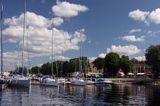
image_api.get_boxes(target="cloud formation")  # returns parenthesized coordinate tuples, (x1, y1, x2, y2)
(129, 8, 160, 25)
(129, 29, 142, 34)
(98, 53, 106, 58)
(107, 45, 141, 56)
(121, 35, 145, 42)
(134, 56, 146, 61)
(52, 1, 88, 18)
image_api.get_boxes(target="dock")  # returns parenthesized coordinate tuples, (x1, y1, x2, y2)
(106, 78, 154, 84)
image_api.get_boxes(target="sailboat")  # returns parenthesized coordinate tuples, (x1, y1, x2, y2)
(40, 28, 58, 87)
(56, 52, 66, 84)
(70, 43, 86, 86)
(0, 2, 7, 90)
(11, 0, 30, 88)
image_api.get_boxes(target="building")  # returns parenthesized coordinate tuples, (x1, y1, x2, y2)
(130, 62, 154, 78)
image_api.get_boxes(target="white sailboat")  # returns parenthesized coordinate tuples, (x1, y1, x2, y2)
(57, 51, 66, 84)
(70, 57, 86, 86)
(70, 41, 87, 86)
(11, 0, 30, 88)
(40, 76, 57, 86)
(70, 72, 86, 86)
(40, 28, 58, 86)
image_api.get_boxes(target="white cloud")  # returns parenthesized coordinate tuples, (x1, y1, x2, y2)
(129, 8, 160, 25)
(1, 51, 28, 71)
(134, 56, 146, 61)
(52, 17, 64, 26)
(148, 8, 160, 24)
(3, 26, 86, 55)
(88, 57, 96, 63)
(4, 11, 50, 28)
(4, 12, 64, 28)
(129, 29, 142, 34)
(52, 1, 88, 18)
(107, 45, 141, 56)
(98, 53, 106, 58)
(129, 9, 149, 24)
(121, 35, 145, 42)
(49, 55, 70, 61)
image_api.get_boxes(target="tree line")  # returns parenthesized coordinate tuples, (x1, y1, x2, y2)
(93, 52, 132, 77)
(13, 57, 89, 77)
(12, 45, 160, 78)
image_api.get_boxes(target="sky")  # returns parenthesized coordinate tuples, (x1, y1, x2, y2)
(1, 0, 160, 71)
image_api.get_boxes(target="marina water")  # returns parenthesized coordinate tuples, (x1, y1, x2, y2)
(0, 84, 160, 106)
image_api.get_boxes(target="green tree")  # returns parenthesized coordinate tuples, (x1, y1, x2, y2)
(30, 66, 39, 74)
(41, 62, 51, 75)
(145, 45, 160, 78)
(92, 57, 105, 70)
(14, 67, 27, 75)
(105, 52, 120, 77)
(119, 55, 132, 75)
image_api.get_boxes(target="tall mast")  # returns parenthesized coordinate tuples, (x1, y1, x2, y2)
(22, 0, 26, 75)
(51, 28, 54, 77)
(60, 51, 63, 78)
(26, 31, 30, 75)
(79, 40, 82, 73)
(0, 3, 3, 77)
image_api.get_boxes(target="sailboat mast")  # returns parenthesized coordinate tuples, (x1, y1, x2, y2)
(0, 3, 3, 77)
(51, 28, 54, 77)
(22, 0, 26, 75)
(79, 39, 82, 73)
(26, 31, 30, 75)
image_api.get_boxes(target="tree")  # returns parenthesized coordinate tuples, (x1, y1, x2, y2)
(145, 45, 160, 78)
(119, 55, 132, 75)
(30, 66, 39, 74)
(14, 67, 27, 75)
(92, 57, 105, 70)
(41, 62, 51, 75)
(105, 52, 120, 77)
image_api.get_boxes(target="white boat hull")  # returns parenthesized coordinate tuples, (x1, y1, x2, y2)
(40, 78, 58, 87)
(70, 79, 86, 86)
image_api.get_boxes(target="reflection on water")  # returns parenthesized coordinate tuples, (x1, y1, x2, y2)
(0, 84, 160, 106)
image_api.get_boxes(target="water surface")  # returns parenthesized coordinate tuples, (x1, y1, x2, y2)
(0, 84, 160, 106)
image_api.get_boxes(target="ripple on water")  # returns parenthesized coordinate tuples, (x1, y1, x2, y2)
(0, 84, 159, 106)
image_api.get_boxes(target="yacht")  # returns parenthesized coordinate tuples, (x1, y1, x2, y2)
(40, 76, 58, 86)
(70, 72, 86, 86)
(70, 77, 86, 86)
(11, 75, 31, 88)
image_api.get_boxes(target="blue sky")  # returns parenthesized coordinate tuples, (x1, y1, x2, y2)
(1, 0, 160, 70)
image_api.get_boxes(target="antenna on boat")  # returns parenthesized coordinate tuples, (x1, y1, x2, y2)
(22, 0, 26, 76)
(0, 2, 3, 77)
